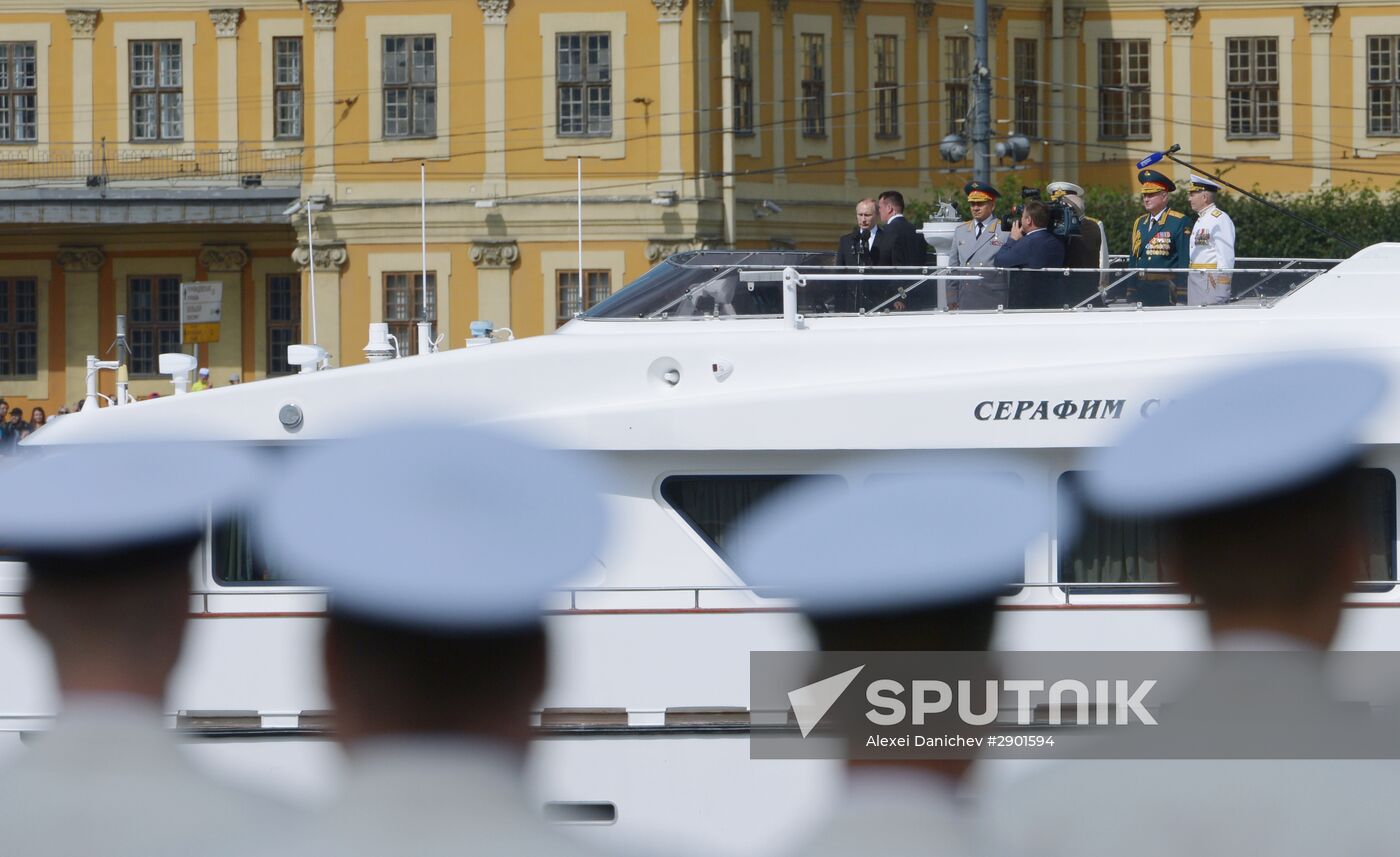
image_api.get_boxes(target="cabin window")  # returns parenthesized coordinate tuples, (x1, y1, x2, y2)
(130, 40, 183, 141)
(1013, 39, 1039, 139)
(1057, 469, 1398, 588)
(1368, 35, 1400, 136)
(127, 275, 183, 377)
(557, 270, 611, 327)
(1226, 37, 1279, 139)
(733, 31, 755, 135)
(661, 475, 840, 557)
(0, 42, 38, 144)
(382, 35, 437, 139)
(799, 33, 826, 137)
(944, 36, 969, 135)
(557, 33, 611, 137)
(1098, 39, 1150, 140)
(0, 278, 38, 379)
(273, 37, 303, 140)
(384, 272, 437, 356)
(267, 273, 300, 376)
(874, 35, 899, 139)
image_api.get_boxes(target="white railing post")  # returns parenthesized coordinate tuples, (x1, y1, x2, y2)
(781, 266, 803, 330)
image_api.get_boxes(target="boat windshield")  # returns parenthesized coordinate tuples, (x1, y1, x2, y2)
(580, 252, 1340, 320)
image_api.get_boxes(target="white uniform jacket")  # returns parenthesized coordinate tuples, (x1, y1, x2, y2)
(780, 769, 978, 857)
(1187, 204, 1236, 305)
(279, 737, 609, 857)
(0, 695, 293, 857)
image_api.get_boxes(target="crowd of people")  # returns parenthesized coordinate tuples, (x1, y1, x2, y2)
(835, 170, 1238, 310)
(0, 352, 1388, 856)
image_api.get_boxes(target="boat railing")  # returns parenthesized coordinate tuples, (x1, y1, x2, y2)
(580, 254, 1339, 322)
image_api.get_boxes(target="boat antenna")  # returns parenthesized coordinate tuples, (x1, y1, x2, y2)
(1139, 145, 1361, 252)
(418, 161, 434, 355)
(577, 156, 584, 317)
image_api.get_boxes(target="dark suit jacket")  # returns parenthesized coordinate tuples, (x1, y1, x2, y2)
(874, 215, 927, 266)
(991, 229, 1066, 269)
(836, 228, 879, 267)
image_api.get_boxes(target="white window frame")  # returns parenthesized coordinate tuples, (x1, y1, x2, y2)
(1209, 17, 1294, 159)
(540, 12, 628, 160)
(114, 21, 195, 160)
(364, 15, 452, 162)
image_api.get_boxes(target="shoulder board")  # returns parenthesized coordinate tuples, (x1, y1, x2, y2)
(1167, 209, 1188, 219)
(965, 220, 975, 228)
(1084, 216, 1103, 224)
(1210, 209, 1223, 217)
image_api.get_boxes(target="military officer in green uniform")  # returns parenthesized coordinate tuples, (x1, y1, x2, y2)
(1127, 169, 1193, 306)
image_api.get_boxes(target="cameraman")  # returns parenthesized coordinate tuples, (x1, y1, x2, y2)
(993, 200, 1066, 309)
(992, 200, 1065, 269)
(1048, 181, 1108, 269)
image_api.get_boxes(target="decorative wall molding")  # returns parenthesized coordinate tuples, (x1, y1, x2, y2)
(478, 0, 510, 25)
(696, 0, 715, 16)
(1063, 7, 1085, 38)
(914, 0, 935, 32)
(771, 0, 790, 20)
(1164, 7, 1198, 36)
(198, 244, 250, 272)
(292, 241, 348, 273)
(57, 246, 105, 273)
(305, 0, 341, 31)
(209, 8, 242, 38)
(65, 9, 99, 39)
(988, 5, 1004, 34)
(653, 0, 685, 22)
(470, 240, 520, 269)
(841, 0, 862, 29)
(1303, 5, 1338, 35)
(645, 238, 717, 263)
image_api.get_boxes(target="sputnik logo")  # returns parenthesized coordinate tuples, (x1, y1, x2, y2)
(788, 665, 865, 738)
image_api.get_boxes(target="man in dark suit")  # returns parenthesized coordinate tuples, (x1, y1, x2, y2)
(825, 198, 881, 312)
(992, 200, 1067, 308)
(872, 190, 929, 310)
(874, 190, 927, 266)
(835, 198, 881, 267)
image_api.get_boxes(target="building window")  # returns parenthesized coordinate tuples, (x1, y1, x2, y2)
(0, 278, 37, 378)
(0, 43, 38, 144)
(944, 36, 969, 135)
(384, 272, 436, 356)
(800, 33, 826, 138)
(128, 275, 183, 377)
(1098, 39, 1150, 140)
(1367, 35, 1400, 136)
(557, 270, 611, 326)
(266, 273, 301, 376)
(557, 33, 612, 137)
(1226, 37, 1279, 139)
(383, 35, 437, 139)
(130, 40, 183, 142)
(1014, 38, 1039, 138)
(874, 34, 899, 138)
(273, 37, 303, 140)
(733, 31, 755, 135)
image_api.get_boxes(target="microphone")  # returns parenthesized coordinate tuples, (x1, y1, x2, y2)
(1135, 151, 1164, 169)
(1135, 144, 1181, 170)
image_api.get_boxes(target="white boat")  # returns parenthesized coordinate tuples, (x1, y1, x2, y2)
(15, 243, 1400, 854)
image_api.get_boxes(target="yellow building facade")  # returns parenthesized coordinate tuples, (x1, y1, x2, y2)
(1, 0, 1398, 413)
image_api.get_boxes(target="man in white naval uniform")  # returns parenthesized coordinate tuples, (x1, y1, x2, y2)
(254, 425, 611, 857)
(990, 357, 1400, 857)
(0, 442, 290, 857)
(731, 465, 1060, 857)
(1184, 174, 1236, 305)
(948, 180, 1009, 309)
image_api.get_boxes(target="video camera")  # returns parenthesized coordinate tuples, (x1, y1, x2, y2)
(1000, 187, 1082, 239)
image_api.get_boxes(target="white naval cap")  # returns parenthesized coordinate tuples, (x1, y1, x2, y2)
(727, 464, 1060, 616)
(1046, 181, 1085, 198)
(0, 441, 264, 554)
(255, 424, 607, 632)
(1082, 356, 1388, 518)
